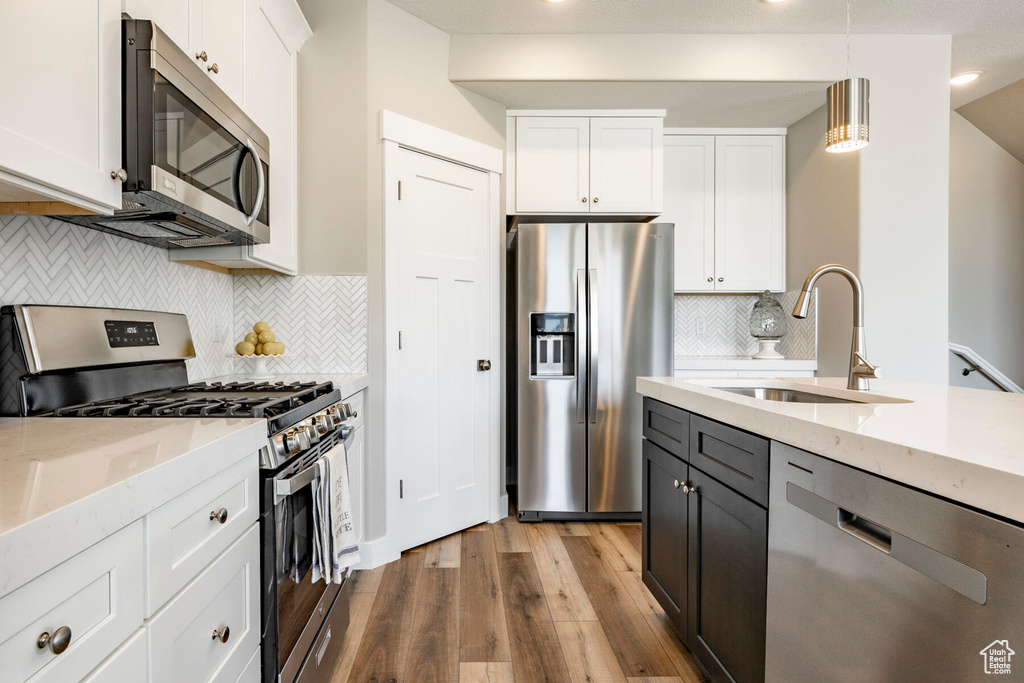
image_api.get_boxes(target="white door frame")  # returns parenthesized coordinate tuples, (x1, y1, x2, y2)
(378, 110, 504, 565)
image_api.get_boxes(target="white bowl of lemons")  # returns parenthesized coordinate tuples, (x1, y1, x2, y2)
(233, 322, 288, 379)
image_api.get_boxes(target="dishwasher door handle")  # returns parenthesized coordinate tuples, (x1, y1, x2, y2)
(837, 508, 892, 553)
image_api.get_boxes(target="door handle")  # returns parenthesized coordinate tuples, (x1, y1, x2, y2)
(588, 269, 598, 424)
(477, 359, 491, 371)
(242, 138, 265, 227)
(576, 269, 586, 424)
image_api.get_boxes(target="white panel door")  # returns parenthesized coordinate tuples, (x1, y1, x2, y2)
(714, 136, 785, 292)
(397, 148, 492, 550)
(664, 135, 715, 292)
(515, 116, 590, 213)
(249, 4, 298, 273)
(0, 0, 122, 212)
(589, 117, 664, 214)
(199, 0, 246, 107)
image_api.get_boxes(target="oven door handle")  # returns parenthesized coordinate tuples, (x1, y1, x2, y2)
(274, 426, 353, 498)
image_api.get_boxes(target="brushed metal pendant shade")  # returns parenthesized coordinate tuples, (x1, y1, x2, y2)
(826, 77, 870, 153)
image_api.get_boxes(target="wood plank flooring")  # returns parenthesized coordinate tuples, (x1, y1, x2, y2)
(335, 518, 706, 683)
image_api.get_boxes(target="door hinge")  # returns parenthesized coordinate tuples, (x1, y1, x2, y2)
(400, 479, 404, 499)
(398, 331, 403, 350)
(398, 180, 402, 200)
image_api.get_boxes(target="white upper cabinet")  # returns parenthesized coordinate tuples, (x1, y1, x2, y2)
(714, 136, 785, 292)
(666, 133, 785, 293)
(121, 0, 194, 55)
(589, 117, 663, 214)
(0, 0, 122, 212)
(515, 117, 591, 214)
(509, 111, 665, 215)
(663, 136, 715, 292)
(248, 2, 298, 273)
(197, 0, 247, 107)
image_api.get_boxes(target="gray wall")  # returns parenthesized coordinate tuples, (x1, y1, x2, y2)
(948, 112, 1024, 389)
(785, 105, 861, 378)
(295, 0, 368, 275)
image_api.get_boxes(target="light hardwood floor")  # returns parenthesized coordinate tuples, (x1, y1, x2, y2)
(332, 515, 707, 683)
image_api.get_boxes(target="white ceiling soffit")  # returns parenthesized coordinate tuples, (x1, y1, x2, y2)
(462, 81, 829, 128)
(385, 0, 1024, 107)
(956, 78, 1024, 165)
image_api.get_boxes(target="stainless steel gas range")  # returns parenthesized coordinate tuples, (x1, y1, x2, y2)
(0, 304, 356, 683)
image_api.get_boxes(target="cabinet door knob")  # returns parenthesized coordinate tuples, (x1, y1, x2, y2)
(195, 50, 208, 62)
(111, 169, 127, 182)
(207, 63, 219, 74)
(38, 626, 72, 655)
(592, 197, 600, 204)
(683, 483, 695, 495)
(718, 277, 724, 282)
(581, 197, 588, 203)
(477, 359, 491, 371)
(212, 626, 230, 644)
(210, 508, 228, 524)
(673, 479, 681, 489)
(706, 277, 713, 283)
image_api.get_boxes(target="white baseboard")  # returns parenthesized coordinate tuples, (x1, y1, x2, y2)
(491, 494, 509, 523)
(352, 536, 400, 570)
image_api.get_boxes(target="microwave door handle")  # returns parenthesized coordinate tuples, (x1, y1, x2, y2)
(243, 138, 265, 227)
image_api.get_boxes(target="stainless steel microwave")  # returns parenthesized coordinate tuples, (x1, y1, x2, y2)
(62, 20, 270, 249)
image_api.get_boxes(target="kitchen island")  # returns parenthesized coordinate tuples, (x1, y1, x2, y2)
(636, 376, 1024, 683)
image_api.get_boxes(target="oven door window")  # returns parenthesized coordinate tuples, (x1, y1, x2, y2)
(152, 73, 261, 218)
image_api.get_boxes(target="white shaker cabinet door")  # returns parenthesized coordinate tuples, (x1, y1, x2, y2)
(515, 117, 590, 214)
(249, 3, 298, 273)
(199, 0, 247, 107)
(122, 0, 195, 55)
(714, 136, 785, 292)
(664, 136, 715, 292)
(589, 117, 663, 214)
(0, 0, 122, 212)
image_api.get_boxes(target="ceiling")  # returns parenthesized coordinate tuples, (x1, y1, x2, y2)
(467, 81, 830, 127)
(957, 78, 1024, 164)
(386, 0, 1024, 108)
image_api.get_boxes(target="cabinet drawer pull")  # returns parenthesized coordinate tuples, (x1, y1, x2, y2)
(210, 508, 229, 524)
(211, 626, 230, 643)
(207, 63, 219, 74)
(37, 626, 72, 655)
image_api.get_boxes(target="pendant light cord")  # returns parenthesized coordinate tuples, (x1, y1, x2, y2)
(846, 0, 851, 79)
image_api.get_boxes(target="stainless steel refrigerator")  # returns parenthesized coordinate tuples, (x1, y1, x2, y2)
(512, 222, 673, 519)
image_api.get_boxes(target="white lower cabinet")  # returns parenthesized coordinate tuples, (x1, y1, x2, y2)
(146, 525, 261, 683)
(144, 457, 258, 616)
(81, 629, 148, 683)
(344, 389, 366, 545)
(234, 647, 261, 683)
(0, 522, 143, 683)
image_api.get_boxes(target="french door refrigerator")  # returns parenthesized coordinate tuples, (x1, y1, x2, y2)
(514, 222, 673, 519)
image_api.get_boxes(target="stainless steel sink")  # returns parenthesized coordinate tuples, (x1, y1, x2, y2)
(715, 387, 868, 404)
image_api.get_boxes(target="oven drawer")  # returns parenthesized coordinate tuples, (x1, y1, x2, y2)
(0, 521, 143, 683)
(295, 585, 351, 683)
(147, 524, 260, 683)
(145, 456, 258, 615)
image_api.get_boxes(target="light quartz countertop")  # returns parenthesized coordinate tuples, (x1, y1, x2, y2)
(674, 355, 817, 372)
(0, 417, 266, 596)
(205, 372, 369, 398)
(637, 376, 1024, 524)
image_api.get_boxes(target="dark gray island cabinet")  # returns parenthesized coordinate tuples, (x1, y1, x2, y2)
(642, 397, 769, 683)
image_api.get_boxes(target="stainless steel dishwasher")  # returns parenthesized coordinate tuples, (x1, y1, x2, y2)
(766, 442, 1024, 682)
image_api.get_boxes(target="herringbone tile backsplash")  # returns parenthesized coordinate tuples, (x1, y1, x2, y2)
(0, 216, 369, 381)
(233, 275, 368, 374)
(674, 291, 817, 359)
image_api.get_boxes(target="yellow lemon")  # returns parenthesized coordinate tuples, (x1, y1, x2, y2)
(253, 321, 270, 334)
(244, 332, 259, 345)
(255, 343, 265, 355)
(264, 341, 283, 356)
(257, 329, 276, 344)
(235, 341, 255, 356)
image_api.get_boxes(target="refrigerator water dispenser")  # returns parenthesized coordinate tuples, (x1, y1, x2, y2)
(530, 313, 575, 377)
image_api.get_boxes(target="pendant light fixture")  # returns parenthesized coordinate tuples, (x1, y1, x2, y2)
(826, 0, 869, 153)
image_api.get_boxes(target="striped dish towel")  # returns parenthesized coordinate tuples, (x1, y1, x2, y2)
(311, 440, 361, 584)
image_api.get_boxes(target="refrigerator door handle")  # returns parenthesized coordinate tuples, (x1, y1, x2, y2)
(576, 269, 587, 424)
(588, 268, 598, 424)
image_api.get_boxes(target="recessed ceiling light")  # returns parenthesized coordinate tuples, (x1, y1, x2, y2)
(950, 71, 983, 85)
(762, 0, 788, 3)
(543, 0, 567, 3)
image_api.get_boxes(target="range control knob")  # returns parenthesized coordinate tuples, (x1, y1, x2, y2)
(338, 403, 354, 420)
(313, 413, 332, 435)
(283, 431, 302, 455)
(327, 406, 343, 424)
(298, 423, 319, 445)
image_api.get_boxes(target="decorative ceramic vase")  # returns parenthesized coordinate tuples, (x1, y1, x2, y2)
(749, 291, 787, 360)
